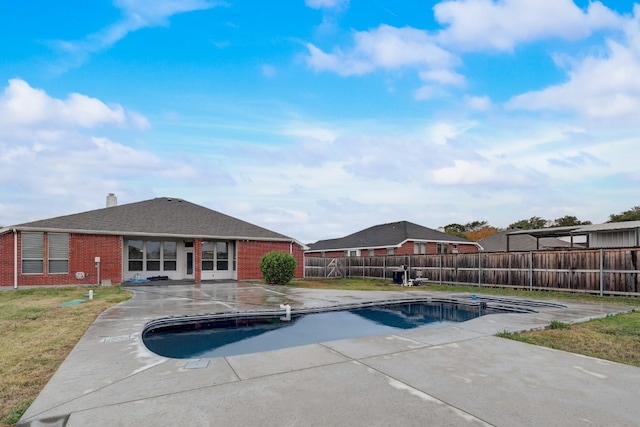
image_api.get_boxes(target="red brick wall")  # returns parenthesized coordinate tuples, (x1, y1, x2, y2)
(0, 232, 15, 287)
(237, 240, 304, 280)
(425, 241, 478, 254)
(455, 242, 479, 254)
(397, 242, 414, 255)
(0, 232, 122, 287)
(194, 238, 202, 282)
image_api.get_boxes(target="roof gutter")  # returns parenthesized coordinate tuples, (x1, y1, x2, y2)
(13, 228, 18, 289)
(10, 226, 307, 247)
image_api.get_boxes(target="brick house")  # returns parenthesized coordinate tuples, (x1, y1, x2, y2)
(0, 196, 305, 288)
(305, 220, 480, 257)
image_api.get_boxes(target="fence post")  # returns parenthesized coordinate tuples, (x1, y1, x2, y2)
(478, 252, 482, 287)
(439, 254, 443, 284)
(529, 251, 533, 291)
(600, 248, 604, 297)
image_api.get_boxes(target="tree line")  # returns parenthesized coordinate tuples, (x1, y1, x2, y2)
(443, 205, 640, 242)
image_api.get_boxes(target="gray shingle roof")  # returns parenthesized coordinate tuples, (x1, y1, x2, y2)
(307, 220, 471, 252)
(9, 197, 294, 241)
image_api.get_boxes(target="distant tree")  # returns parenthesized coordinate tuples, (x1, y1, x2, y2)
(465, 220, 488, 231)
(508, 216, 547, 230)
(608, 206, 640, 222)
(551, 215, 592, 227)
(444, 223, 466, 238)
(465, 226, 499, 242)
(444, 221, 496, 241)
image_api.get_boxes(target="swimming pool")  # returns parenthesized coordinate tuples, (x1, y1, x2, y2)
(143, 298, 526, 359)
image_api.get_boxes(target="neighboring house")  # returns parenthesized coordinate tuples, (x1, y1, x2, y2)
(478, 230, 572, 252)
(0, 196, 305, 288)
(501, 221, 640, 251)
(305, 220, 480, 258)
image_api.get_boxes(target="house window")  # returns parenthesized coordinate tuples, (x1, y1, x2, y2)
(387, 247, 395, 255)
(146, 241, 161, 271)
(202, 242, 215, 270)
(414, 243, 427, 255)
(452, 244, 459, 254)
(437, 243, 449, 254)
(368, 249, 374, 256)
(202, 241, 231, 270)
(128, 240, 143, 271)
(48, 233, 69, 274)
(22, 232, 44, 274)
(216, 242, 228, 270)
(163, 241, 177, 271)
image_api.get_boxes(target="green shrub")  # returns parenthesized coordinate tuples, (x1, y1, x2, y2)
(259, 251, 297, 285)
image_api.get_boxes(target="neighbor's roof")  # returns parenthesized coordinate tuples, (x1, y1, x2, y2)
(307, 220, 474, 252)
(478, 230, 572, 252)
(574, 220, 640, 232)
(506, 221, 640, 238)
(3, 197, 297, 242)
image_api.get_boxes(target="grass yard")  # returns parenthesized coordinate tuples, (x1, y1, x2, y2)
(0, 286, 132, 427)
(497, 311, 640, 367)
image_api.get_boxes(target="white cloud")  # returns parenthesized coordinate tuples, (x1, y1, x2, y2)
(465, 95, 492, 111)
(51, 0, 220, 71)
(419, 69, 465, 86)
(0, 79, 148, 130)
(306, 25, 456, 76)
(282, 123, 337, 144)
(507, 9, 640, 122)
(430, 159, 534, 186)
(305, 0, 349, 10)
(0, 79, 227, 224)
(434, 0, 621, 51)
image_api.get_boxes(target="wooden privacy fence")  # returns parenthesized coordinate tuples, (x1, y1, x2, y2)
(304, 248, 640, 296)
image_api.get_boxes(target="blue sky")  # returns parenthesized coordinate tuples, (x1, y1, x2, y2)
(0, 0, 638, 242)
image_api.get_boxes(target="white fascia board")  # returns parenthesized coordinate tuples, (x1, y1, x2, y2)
(12, 226, 305, 247)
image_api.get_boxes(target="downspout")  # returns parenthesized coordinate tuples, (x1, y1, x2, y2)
(13, 228, 18, 289)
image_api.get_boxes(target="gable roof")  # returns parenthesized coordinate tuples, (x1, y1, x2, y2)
(4, 197, 296, 242)
(478, 230, 572, 252)
(307, 220, 473, 252)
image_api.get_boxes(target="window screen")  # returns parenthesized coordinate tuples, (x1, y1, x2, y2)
(22, 232, 44, 274)
(48, 233, 69, 273)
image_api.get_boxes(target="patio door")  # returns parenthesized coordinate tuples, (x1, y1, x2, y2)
(185, 250, 194, 279)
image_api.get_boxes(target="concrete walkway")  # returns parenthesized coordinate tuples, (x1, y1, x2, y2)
(19, 282, 640, 427)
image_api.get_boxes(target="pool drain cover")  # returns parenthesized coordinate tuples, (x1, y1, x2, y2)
(185, 359, 209, 369)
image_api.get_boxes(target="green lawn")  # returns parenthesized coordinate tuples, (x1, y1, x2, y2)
(0, 286, 132, 426)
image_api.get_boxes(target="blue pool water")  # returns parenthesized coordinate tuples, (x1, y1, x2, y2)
(143, 301, 488, 359)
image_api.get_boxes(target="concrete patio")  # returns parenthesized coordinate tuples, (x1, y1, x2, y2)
(18, 282, 640, 426)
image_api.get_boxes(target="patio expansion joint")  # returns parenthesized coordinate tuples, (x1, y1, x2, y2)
(349, 356, 494, 426)
(21, 358, 247, 425)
